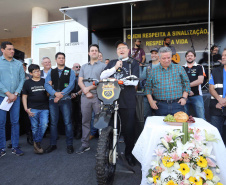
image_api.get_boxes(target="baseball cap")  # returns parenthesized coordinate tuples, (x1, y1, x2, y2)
(115, 40, 128, 48)
(150, 47, 159, 53)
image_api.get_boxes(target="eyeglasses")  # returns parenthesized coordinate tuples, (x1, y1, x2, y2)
(75, 66, 81, 68)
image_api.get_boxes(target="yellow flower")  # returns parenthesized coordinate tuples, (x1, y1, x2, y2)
(216, 183, 223, 185)
(153, 175, 160, 184)
(178, 163, 190, 176)
(189, 176, 203, 185)
(196, 156, 208, 168)
(189, 177, 203, 185)
(162, 156, 174, 168)
(166, 180, 178, 185)
(204, 169, 213, 180)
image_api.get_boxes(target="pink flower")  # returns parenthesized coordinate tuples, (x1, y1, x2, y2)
(188, 128, 194, 134)
(171, 152, 180, 161)
(192, 151, 199, 157)
(206, 158, 216, 167)
(193, 132, 203, 141)
(164, 134, 173, 142)
(194, 128, 201, 134)
(154, 148, 165, 157)
(182, 153, 190, 163)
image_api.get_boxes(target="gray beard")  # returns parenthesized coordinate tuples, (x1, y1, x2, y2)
(74, 70, 80, 75)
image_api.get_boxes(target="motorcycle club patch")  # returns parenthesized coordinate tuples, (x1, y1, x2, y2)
(102, 83, 115, 100)
(64, 70, 70, 75)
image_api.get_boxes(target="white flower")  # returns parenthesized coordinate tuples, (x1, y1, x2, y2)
(206, 180, 214, 185)
(212, 176, 220, 183)
(174, 162, 180, 170)
(151, 160, 159, 168)
(205, 130, 219, 142)
(216, 168, 220, 173)
(199, 144, 213, 157)
(168, 129, 184, 139)
(147, 177, 153, 184)
(156, 180, 161, 185)
(184, 180, 190, 185)
(160, 138, 169, 149)
(176, 140, 193, 157)
(185, 166, 205, 180)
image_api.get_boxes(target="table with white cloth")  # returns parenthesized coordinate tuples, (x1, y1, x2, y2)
(132, 116, 226, 185)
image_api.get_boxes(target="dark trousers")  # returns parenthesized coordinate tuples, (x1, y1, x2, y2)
(118, 108, 136, 157)
(155, 101, 185, 116)
(71, 97, 82, 135)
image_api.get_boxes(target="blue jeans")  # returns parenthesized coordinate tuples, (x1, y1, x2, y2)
(49, 99, 73, 146)
(0, 96, 20, 149)
(29, 109, 49, 143)
(210, 115, 225, 137)
(143, 96, 152, 119)
(184, 95, 205, 120)
(90, 111, 98, 136)
(155, 101, 185, 116)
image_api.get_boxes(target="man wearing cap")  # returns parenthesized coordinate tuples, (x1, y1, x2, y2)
(0, 41, 25, 157)
(100, 41, 139, 166)
(146, 47, 190, 116)
(129, 39, 146, 64)
(141, 48, 160, 119)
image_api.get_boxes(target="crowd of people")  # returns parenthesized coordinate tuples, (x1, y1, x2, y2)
(0, 38, 225, 166)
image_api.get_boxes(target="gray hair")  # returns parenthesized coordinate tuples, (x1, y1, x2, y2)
(158, 47, 172, 57)
(41, 56, 50, 63)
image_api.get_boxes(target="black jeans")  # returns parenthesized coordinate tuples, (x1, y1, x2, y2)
(118, 108, 136, 157)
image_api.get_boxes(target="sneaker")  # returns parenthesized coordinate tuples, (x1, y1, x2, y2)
(76, 146, 90, 154)
(67, 145, 74, 154)
(0, 149, 6, 158)
(45, 145, 57, 153)
(34, 142, 44, 154)
(12, 147, 24, 156)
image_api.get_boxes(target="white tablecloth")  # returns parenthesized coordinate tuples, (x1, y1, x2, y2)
(132, 116, 226, 185)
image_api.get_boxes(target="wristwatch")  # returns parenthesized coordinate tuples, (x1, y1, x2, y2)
(181, 97, 187, 101)
(14, 92, 19, 96)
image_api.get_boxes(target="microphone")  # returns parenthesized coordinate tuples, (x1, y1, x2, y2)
(117, 55, 123, 72)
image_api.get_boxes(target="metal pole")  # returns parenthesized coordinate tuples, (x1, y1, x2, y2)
(63, 10, 66, 53)
(208, 0, 211, 82)
(130, 3, 133, 51)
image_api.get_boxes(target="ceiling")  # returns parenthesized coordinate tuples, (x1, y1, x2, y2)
(0, 0, 127, 39)
(62, 0, 226, 31)
(1, 0, 226, 39)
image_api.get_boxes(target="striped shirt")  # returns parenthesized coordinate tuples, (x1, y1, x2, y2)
(145, 63, 190, 100)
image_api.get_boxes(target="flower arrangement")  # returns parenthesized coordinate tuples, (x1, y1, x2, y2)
(146, 127, 222, 185)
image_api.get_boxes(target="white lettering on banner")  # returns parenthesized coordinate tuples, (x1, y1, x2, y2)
(214, 84, 223, 88)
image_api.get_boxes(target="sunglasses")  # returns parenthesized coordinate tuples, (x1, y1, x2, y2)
(75, 66, 81, 68)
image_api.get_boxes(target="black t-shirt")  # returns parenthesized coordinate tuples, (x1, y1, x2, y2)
(104, 59, 139, 108)
(23, 78, 49, 110)
(183, 64, 203, 96)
